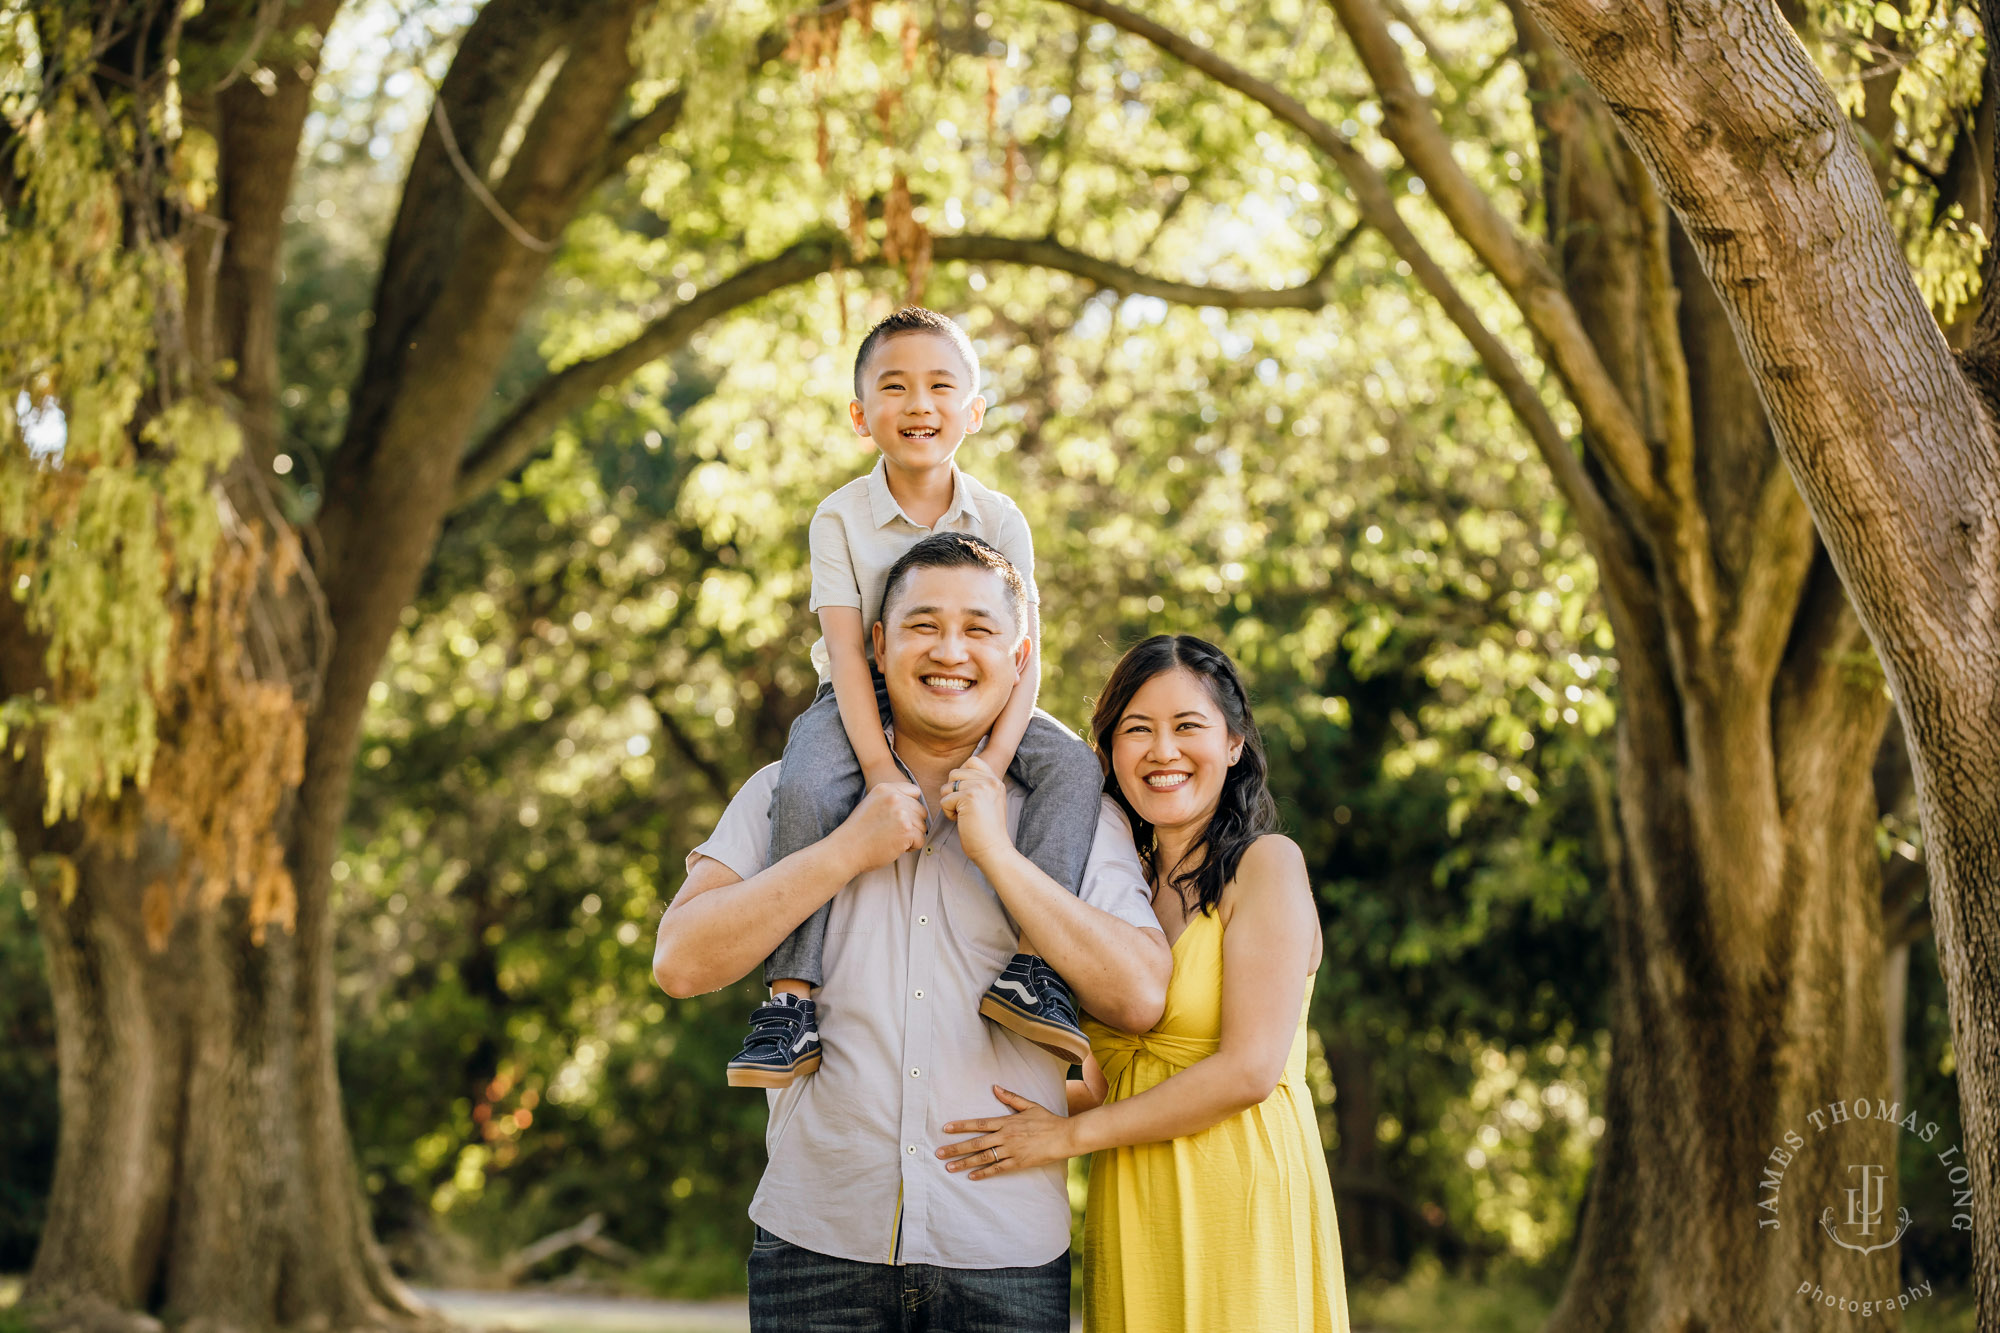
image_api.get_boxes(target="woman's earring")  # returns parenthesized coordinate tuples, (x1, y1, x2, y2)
(1229, 749, 1241, 765)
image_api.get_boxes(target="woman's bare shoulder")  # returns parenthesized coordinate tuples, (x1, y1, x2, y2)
(1219, 835, 1310, 917)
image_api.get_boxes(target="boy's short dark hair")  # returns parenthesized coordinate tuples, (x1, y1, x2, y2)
(878, 532, 1027, 637)
(852, 307, 981, 399)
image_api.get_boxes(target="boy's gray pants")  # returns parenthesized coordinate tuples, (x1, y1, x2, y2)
(763, 678, 1104, 987)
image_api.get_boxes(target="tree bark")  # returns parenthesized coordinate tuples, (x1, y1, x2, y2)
(1513, 2, 2000, 1326)
(5, 1, 652, 1326)
(1049, 0, 1907, 1322)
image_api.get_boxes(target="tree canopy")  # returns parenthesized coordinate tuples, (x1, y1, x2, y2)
(0, 0, 1989, 1328)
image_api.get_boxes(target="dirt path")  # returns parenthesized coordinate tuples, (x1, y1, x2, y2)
(414, 1288, 1093, 1333)
(413, 1288, 751, 1333)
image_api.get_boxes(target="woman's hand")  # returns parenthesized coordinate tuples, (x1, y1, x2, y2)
(940, 756, 1012, 867)
(937, 1086, 1080, 1180)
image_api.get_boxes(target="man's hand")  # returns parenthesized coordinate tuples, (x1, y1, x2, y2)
(940, 756, 1012, 866)
(836, 780, 927, 872)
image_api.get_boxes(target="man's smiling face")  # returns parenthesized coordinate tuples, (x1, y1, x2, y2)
(849, 331, 986, 473)
(872, 564, 1028, 747)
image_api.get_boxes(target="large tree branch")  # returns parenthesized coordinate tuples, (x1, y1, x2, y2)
(1041, 0, 1650, 623)
(1322, 0, 1666, 525)
(320, 0, 606, 559)
(589, 88, 686, 188)
(454, 230, 1344, 507)
(1513, 1, 1996, 698)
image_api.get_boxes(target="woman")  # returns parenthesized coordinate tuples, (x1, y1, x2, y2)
(936, 634, 1348, 1332)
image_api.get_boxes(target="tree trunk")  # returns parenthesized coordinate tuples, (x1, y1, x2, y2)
(0, 775, 417, 1331)
(1325, 1034, 1404, 1276)
(2, 1, 663, 1326)
(1552, 629, 1896, 1330)
(1531, 62, 1902, 1331)
(1512, 2, 2000, 1325)
(1310, 1, 1907, 1322)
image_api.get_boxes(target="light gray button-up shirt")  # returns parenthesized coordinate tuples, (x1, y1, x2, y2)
(689, 760, 1156, 1269)
(807, 459, 1039, 681)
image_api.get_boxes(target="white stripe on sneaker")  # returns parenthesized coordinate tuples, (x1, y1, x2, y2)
(992, 979, 1039, 1007)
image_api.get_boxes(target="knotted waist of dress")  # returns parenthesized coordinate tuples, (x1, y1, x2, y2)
(1091, 1028, 1219, 1083)
(1091, 1024, 1310, 1092)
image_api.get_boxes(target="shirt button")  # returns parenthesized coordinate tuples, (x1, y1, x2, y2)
(907, 1145, 917, 1155)
(914, 989, 924, 998)
(918, 915, 929, 925)
(910, 1068, 921, 1078)
(924, 845, 934, 855)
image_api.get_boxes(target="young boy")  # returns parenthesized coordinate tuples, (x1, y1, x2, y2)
(726, 307, 1104, 1088)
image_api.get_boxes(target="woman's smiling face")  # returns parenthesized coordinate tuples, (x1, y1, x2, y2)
(1109, 667, 1240, 838)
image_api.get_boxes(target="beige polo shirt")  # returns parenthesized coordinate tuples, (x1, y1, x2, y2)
(689, 759, 1156, 1269)
(807, 459, 1039, 681)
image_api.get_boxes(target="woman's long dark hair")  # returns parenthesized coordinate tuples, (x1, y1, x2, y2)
(1090, 635, 1279, 917)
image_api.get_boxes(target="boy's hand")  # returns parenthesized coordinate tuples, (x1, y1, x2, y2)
(862, 762, 906, 793)
(940, 757, 1012, 866)
(837, 781, 928, 873)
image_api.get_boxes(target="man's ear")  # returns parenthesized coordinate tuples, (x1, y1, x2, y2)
(849, 399, 871, 435)
(1012, 624, 1032, 679)
(872, 618, 887, 662)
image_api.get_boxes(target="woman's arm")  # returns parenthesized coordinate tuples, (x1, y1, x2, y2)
(820, 606, 900, 789)
(938, 838, 1318, 1178)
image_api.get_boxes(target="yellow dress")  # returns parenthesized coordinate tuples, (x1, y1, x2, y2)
(1081, 907, 1349, 1333)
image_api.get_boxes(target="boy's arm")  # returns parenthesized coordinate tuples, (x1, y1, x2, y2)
(820, 606, 901, 788)
(981, 603, 1041, 777)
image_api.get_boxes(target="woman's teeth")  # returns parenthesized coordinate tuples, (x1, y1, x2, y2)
(922, 676, 972, 691)
(1144, 773, 1189, 789)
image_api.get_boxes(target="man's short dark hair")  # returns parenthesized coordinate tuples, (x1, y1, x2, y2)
(852, 307, 981, 399)
(878, 532, 1027, 636)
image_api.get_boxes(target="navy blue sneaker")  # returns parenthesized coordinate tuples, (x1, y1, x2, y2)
(727, 994, 822, 1088)
(980, 955, 1090, 1064)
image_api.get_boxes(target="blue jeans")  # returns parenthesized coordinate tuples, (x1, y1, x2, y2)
(748, 1226, 1070, 1332)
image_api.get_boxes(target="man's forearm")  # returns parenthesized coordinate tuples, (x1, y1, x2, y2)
(977, 847, 1170, 1032)
(654, 835, 859, 996)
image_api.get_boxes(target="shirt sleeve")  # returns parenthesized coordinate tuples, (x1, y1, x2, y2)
(808, 507, 863, 613)
(686, 763, 781, 881)
(989, 500, 1041, 607)
(1073, 796, 1159, 931)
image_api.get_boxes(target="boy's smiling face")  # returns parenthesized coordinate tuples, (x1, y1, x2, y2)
(849, 330, 986, 474)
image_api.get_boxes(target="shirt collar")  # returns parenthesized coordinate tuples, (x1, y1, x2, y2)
(866, 457, 973, 529)
(881, 720, 995, 820)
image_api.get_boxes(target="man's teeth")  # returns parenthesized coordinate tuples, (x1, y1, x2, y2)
(922, 676, 972, 691)
(1145, 773, 1189, 789)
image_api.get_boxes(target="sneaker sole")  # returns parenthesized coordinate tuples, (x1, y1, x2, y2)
(726, 1051, 821, 1089)
(979, 995, 1092, 1064)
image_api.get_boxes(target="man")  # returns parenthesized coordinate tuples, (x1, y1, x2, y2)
(654, 532, 1172, 1332)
